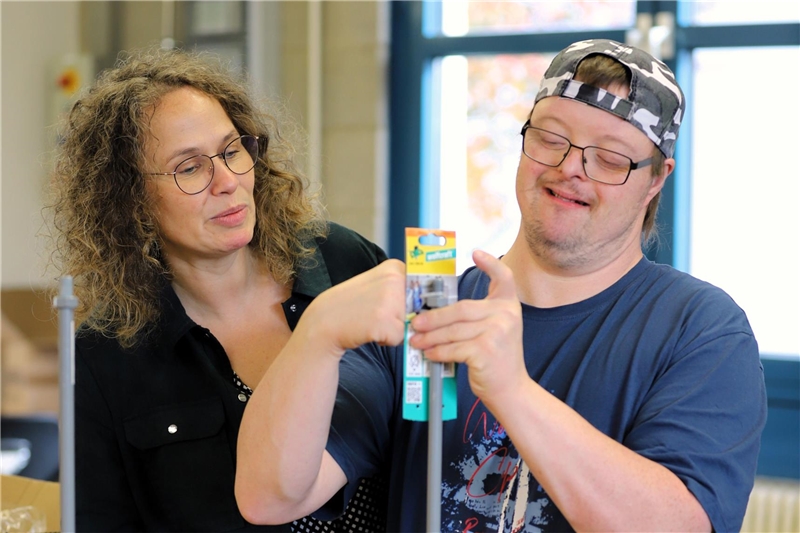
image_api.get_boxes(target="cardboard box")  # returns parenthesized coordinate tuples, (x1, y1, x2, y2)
(1, 475, 60, 532)
(1, 312, 60, 416)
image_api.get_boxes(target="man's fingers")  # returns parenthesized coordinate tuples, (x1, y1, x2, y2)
(410, 300, 519, 351)
(472, 250, 517, 300)
(409, 319, 482, 351)
(410, 298, 495, 332)
(409, 250, 517, 333)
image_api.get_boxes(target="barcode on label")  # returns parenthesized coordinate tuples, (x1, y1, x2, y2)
(405, 381, 423, 405)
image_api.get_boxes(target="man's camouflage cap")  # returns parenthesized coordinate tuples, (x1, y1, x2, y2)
(535, 39, 685, 158)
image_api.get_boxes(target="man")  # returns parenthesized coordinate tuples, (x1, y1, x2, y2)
(236, 39, 766, 532)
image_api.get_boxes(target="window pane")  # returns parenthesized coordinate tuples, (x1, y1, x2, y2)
(690, 46, 800, 358)
(438, 54, 553, 273)
(441, 0, 636, 36)
(683, 1, 800, 26)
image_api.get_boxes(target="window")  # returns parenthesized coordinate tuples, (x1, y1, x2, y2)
(439, 1, 635, 36)
(689, 46, 799, 359)
(389, 0, 800, 478)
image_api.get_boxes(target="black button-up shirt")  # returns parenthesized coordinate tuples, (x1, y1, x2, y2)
(75, 224, 387, 531)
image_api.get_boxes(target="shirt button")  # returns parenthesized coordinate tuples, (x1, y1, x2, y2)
(238, 393, 248, 403)
(168, 424, 178, 434)
(289, 304, 297, 312)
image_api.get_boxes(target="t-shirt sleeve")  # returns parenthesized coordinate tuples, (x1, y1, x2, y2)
(623, 290, 767, 533)
(316, 342, 398, 519)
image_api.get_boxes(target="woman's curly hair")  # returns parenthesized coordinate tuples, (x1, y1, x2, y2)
(46, 46, 326, 347)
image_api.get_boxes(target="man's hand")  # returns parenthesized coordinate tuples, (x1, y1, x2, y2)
(409, 250, 527, 405)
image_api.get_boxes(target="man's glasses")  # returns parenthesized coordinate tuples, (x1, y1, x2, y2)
(147, 135, 261, 195)
(520, 124, 652, 185)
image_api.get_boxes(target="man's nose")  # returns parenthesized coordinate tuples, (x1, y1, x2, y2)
(559, 145, 589, 179)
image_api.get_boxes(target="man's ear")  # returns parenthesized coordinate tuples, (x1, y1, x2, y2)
(647, 157, 674, 201)
(662, 157, 676, 178)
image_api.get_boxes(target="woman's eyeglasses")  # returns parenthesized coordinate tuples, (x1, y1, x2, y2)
(146, 135, 261, 195)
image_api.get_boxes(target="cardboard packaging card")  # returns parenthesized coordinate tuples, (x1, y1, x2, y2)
(1, 475, 60, 532)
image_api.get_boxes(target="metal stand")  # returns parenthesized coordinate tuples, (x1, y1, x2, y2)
(426, 361, 443, 533)
(53, 277, 78, 533)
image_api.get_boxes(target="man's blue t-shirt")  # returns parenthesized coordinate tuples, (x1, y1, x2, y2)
(326, 258, 766, 532)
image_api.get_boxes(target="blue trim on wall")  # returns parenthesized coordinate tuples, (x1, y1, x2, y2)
(416, 31, 628, 57)
(388, 2, 423, 259)
(759, 358, 800, 478)
(678, 24, 800, 49)
(671, 48, 693, 273)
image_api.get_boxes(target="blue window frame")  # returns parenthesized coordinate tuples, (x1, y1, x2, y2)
(389, 0, 800, 479)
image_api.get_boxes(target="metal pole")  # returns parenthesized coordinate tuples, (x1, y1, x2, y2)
(54, 276, 78, 533)
(426, 361, 443, 533)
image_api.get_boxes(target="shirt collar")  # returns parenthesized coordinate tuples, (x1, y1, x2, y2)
(157, 280, 195, 349)
(291, 237, 333, 298)
(156, 234, 333, 348)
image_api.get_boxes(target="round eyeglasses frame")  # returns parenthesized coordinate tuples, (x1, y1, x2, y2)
(146, 135, 262, 195)
(520, 123, 652, 185)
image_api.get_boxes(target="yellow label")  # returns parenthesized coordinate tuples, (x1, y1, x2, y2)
(405, 228, 457, 275)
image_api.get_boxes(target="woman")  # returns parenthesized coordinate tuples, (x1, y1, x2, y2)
(47, 46, 387, 532)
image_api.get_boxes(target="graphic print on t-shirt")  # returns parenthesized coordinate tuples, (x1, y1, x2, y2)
(441, 398, 560, 533)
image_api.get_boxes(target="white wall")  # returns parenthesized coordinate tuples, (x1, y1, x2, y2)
(1, 1, 81, 289)
(248, 1, 282, 101)
(280, 2, 389, 248)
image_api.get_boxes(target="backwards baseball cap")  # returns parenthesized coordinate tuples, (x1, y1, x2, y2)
(534, 39, 685, 158)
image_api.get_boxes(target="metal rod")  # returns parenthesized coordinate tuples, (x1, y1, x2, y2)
(54, 276, 78, 533)
(426, 361, 443, 533)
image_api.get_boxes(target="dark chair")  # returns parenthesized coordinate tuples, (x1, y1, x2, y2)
(1, 414, 59, 481)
